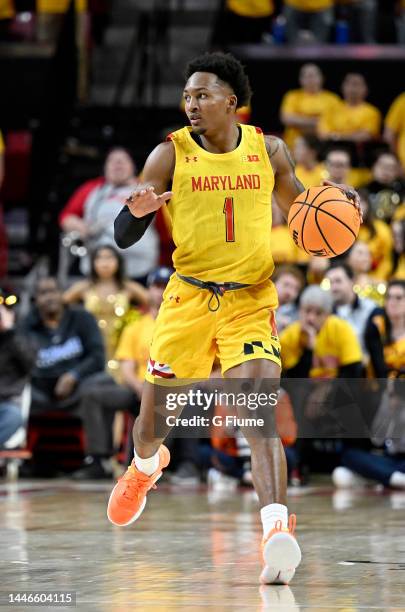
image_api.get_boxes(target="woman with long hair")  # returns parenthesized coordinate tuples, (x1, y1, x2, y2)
(357, 189, 393, 281)
(63, 245, 149, 379)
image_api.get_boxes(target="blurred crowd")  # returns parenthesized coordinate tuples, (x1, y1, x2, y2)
(213, 0, 405, 45)
(0, 57, 404, 493)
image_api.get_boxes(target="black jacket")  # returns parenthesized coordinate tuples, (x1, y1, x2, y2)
(0, 329, 36, 401)
(19, 306, 105, 387)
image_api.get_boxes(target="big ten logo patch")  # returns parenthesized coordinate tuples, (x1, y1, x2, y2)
(241, 154, 260, 162)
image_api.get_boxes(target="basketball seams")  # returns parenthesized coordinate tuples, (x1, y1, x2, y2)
(316, 201, 358, 239)
(288, 187, 359, 256)
(314, 205, 337, 256)
(300, 187, 331, 253)
(296, 200, 358, 239)
(287, 188, 310, 228)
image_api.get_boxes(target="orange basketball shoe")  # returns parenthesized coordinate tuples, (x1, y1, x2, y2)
(107, 445, 170, 527)
(260, 515, 301, 585)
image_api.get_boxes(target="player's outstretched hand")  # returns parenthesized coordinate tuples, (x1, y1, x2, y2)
(126, 185, 173, 218)
(322, 180, 363, 223)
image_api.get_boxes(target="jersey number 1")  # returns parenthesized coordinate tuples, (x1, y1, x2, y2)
(223, 197, 235, 242)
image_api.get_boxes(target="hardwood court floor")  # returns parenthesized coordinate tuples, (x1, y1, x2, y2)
(0, 480, 404, 611)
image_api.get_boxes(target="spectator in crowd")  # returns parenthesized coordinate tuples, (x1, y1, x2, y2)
(325, 263, 379, 355)
(211, 0, 274, 46)
(365, 279, 405, 379)
(280, 285, 363, 477)
(274, 265, 305, 332)
(318, 73, 381, 143)
(357, 189, 394, 280)
(384, 91, 405, 172)
(63, 245, 149, 381)
(19, 277, 106, 416)
(365, 151, 405, 222)
(294, 135, 325, 188)
(280, 285, 363, 379)
(306, 256, 330, 286)
(0, 128, 7, 279)
(71, 267, 174, 480)
(324, 147, 351, 184)
(0, 296, 36, 447)
(59, 147, 159, 285)
(282, 0, 334, 44)
(333, 280, 405, 490)
(391, 218, 405, 279)
(280, 64, 339, 150)
(346, 240, 386, 303)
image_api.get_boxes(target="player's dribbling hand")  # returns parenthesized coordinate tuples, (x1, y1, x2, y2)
(126, 185, 173, 218)
(322, 180, 363, 223)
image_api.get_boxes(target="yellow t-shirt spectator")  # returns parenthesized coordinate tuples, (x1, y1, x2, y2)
(281, 89, 340, 149)
(280, 315, 362, 378)
(295, 162, 325, 188)
(227, 0, 274, 17)
(0, 130, 4, 155)
(115, 314, 155, 382)
(0, 0, 14, 19)
(284, 0, 333, 11)
(385, 92, 405, 172)
(358, 220, 393, 281)
(37, 0, 86, 13)
(318, 100, 381, 139)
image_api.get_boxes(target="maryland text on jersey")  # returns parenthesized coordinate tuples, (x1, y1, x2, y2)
(191, 174, 261, 192)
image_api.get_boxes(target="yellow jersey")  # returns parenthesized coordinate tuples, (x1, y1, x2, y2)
(0, 130, 4, 155)
(385, 92, 405, 172)
(227, 0, 274, 17)
(280, 315, 362, 378)
(358, 220, 393, 281)
(285, 0, 333, 10)
(115, 314, 155, 382)
(167, 124, 275, 284)
(37, 0, 86, 13)
(318, 100, 381, 139)
(280, 89, 340, 149)
(295, 162, 325, 188)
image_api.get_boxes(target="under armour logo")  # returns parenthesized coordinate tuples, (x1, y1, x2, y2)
(185, 156, 198, 163)
(169, 295, 180, 303)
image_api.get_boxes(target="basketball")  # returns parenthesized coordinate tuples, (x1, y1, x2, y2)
(288, 185, 361, 258)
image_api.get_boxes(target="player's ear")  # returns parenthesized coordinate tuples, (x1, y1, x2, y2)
(227, 95, 237, 112)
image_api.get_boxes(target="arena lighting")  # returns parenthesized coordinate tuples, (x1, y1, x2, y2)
(0, 294, 18, 306)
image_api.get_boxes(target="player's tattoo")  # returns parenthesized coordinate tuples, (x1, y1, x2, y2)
(266, 136, 280, 158)
(282, 141, 296, 170)
(282, 142, 305, 192)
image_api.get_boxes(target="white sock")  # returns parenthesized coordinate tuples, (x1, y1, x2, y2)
(134, 449, 160, 476)
(389, 471, 405, 489)
(261, 503, 288, 537)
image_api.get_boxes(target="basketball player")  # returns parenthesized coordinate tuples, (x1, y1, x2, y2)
(107, 52, 361, 584)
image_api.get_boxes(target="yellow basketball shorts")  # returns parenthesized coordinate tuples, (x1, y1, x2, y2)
(145, 275, 281, 385)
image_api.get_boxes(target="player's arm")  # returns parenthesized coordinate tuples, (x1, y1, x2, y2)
(265, 135, 305, 220)
(266, 135, 362, 222)
(114, 141, 175, 248)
